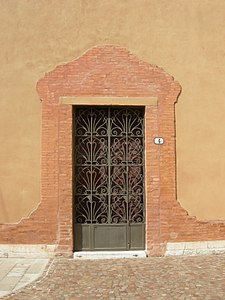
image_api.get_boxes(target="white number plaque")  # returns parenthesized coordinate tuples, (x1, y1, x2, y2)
(154, 137, 164, 145)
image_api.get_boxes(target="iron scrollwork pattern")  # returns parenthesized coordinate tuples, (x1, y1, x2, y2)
(74, 107, 145, 225)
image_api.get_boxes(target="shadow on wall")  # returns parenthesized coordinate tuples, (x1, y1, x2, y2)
(0, 185, 10, 223)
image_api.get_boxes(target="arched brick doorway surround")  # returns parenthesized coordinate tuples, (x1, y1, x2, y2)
(2, 45, 225, 256)
(36, 45, 181, 255)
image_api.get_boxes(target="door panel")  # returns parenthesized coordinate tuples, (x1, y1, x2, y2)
(73, 106, 145, 251)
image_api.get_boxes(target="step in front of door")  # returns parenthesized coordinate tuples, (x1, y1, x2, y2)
(73, 250, 147, 259)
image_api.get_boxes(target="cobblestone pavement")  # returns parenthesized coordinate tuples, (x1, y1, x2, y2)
(3, 254, 225, 300)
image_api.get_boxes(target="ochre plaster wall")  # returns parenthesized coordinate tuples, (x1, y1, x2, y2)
(0, 0, 225, 222)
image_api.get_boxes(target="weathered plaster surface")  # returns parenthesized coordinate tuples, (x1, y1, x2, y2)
(1, 0, 225, 221)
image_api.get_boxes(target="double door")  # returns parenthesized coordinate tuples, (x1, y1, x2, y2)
(73, 106, 145, 251)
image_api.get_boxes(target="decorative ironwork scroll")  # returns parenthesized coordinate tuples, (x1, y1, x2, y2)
(74, 107, 145, 225)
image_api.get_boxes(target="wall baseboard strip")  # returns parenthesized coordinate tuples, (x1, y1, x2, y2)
(166, 240, 225, 256)
(0, 244, 56, 258)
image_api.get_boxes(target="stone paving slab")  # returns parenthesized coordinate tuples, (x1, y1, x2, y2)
(0, 258, 49, 298)
(2, 254, 225, 299)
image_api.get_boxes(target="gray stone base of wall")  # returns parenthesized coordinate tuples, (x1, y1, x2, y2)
(166, 240, 225, 256)
(1, 242, 225, 258)
(0, 245, 56, 258)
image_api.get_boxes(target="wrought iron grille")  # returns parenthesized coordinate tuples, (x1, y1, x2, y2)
(74, 106, 145, 225)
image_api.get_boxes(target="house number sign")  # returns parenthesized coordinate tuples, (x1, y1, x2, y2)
(154, 137, 164, 145)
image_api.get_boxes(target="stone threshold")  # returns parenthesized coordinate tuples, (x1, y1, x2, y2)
(73, 251, 147, 259)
